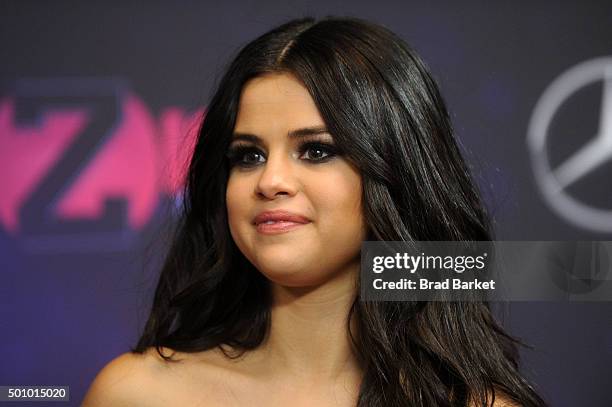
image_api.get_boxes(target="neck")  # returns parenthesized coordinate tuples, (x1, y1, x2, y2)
(260, 262, 362, 382)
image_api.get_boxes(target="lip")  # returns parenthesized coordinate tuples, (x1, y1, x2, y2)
(253, 210, 311, 235)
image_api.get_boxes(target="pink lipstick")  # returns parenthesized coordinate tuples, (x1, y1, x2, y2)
(253, 210, 311, 235)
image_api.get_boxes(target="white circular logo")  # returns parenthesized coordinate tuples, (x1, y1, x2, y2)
(527, 57, 612, 233)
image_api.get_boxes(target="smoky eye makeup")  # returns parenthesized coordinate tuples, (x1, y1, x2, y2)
(226, 143, 265, 168)
(226, 136, 341, 169)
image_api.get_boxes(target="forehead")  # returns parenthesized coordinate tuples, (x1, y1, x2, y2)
(234, 73, 326, 134)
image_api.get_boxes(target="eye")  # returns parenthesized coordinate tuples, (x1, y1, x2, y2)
(226, 141, 339, 168)
(298, 142, 338, 162)
(226, 145, 266, 168)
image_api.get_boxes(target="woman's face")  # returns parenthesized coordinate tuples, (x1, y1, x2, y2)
(226, 73, 366, 287)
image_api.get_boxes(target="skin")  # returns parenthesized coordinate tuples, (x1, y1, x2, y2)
(226, 73, 366, 289)
(222, 71, 368, 403)
(81, 73, 519, 407)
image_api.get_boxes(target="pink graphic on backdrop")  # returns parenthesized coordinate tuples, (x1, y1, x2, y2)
(0, 99, 88, 232)
(158, 107, 204, 195)
(55, 94, 157, 230)
(0, 95, 202, 234)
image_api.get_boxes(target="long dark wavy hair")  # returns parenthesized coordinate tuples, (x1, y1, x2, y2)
(134, 16, 547, 407)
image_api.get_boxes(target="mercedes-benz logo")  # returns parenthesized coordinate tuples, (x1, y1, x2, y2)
(527, 57, 612, 233)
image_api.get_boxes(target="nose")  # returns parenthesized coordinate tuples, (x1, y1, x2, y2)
(255, 151, 299, 200)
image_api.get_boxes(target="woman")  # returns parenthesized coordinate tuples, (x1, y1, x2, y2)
(84, 17, 547, 406)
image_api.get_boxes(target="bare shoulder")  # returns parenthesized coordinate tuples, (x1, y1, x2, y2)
(82, 348, 177, 407)
(82, 346, 250, 406)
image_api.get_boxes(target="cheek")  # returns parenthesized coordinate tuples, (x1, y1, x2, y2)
(312, 172, 364, 233)
(226, 178, 248, 236)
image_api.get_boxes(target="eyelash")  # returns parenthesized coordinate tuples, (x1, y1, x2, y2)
(226, 141, 339, 168)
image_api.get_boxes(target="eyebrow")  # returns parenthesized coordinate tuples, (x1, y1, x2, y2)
(231, 126, 331, 144)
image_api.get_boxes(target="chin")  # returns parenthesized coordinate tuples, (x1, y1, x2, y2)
(255, 261, 322, 287)
(263, 274, 317, 288)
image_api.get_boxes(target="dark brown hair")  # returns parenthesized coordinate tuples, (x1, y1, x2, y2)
(135, 16, 547, 407)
